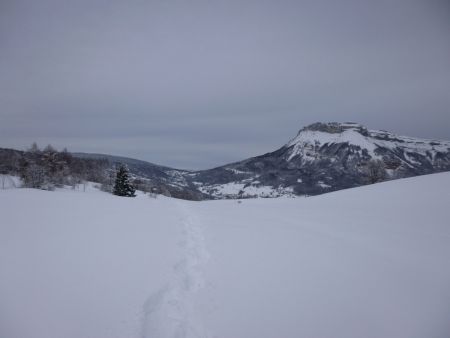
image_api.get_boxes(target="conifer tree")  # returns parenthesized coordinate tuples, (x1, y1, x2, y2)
(113, 165, 136, 197)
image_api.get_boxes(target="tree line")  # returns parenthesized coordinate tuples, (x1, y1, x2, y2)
(0, 143, 110, 190)
(0, 143, 154, 198)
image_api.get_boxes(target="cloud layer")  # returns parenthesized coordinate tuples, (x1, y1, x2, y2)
(1, 0, 449, 168)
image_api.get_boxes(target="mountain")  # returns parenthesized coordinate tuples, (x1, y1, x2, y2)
(75, 122, 450, 199)
(189, 122, 450, 198)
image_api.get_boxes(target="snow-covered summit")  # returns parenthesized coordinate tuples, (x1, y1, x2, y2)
(286, 122, 450, 162)
(286, 122, 377, 160)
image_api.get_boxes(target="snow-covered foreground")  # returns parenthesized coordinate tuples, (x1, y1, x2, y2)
(1, 173, 450, 338)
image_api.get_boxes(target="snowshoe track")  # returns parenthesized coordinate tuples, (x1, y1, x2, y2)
(142, 202, 210, 338)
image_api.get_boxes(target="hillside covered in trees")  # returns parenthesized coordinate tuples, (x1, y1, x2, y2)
(0, 144, 110, 190)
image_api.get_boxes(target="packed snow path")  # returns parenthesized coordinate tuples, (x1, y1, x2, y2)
(142, 202, 210, 338)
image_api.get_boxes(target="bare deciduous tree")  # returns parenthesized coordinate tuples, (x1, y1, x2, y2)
(363, 159, 387, 184)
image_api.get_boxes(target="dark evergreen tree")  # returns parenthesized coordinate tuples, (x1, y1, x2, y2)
(113, 165, 136, 197)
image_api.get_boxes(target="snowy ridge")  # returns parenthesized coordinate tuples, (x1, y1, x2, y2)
(286, 128, 379, 161)
(369, 129, 450, 159)
(142, 202, 210, 338)
(286, 122, 450, 163)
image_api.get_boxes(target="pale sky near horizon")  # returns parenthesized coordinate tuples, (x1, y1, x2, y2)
(1, 0, 449, 169)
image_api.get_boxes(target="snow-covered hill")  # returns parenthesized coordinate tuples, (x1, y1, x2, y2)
(1, 172, 449, 338)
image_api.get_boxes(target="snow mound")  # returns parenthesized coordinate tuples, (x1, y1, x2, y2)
(0, 175, 21, 189)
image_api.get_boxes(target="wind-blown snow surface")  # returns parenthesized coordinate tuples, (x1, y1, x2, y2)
(1, 173, 450, 338)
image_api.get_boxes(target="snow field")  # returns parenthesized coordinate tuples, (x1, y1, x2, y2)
(1, 172, 450, 338)
(191, 173, 450, 338)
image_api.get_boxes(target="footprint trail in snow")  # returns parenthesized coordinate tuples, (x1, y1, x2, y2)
(142, 202, 210, 338)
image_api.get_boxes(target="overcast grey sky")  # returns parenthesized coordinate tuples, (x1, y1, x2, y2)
(1, 0, 449, 169)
